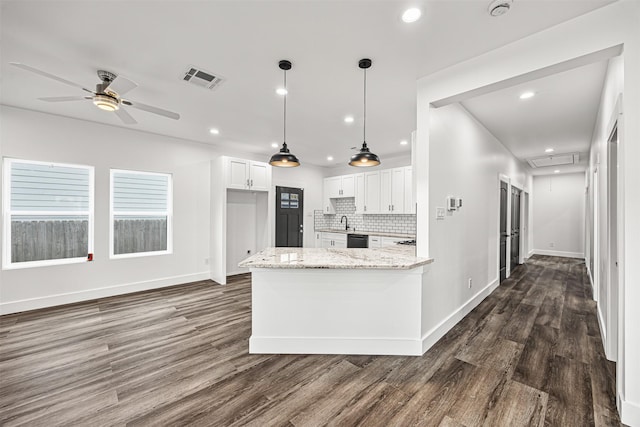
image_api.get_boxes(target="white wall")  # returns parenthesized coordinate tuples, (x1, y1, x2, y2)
(420, 103, 531, 342)
(586, 55, 624, 362)
(415, 2, 640, 423)
(325, 152, 411, 178)
(0, 106, 213, 313)
(532, 173, 585, 258)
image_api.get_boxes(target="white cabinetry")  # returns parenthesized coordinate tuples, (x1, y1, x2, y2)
(321, 232, 347, 248)
(364, 171, 381, 214)
(324, 175, 355, 198)
(226, 157, 270, 191)
(323, 166, 413, 215)
(381, 237, 406, 247)
(354, 173, 365, 214)
(380, 167, 410, 214)
(368, 235, 382, 248)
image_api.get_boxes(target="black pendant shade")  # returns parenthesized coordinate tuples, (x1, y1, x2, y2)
(349, 58, 380, 167)
(349, 142, 380, 167)
(269, 142, 300, 167)
(270, 60, 300, 168)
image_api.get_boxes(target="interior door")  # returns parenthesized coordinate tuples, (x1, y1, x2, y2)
(499, 181, 508, 282)
(275, 186, 304, 247)
(511, 187, 521, 271)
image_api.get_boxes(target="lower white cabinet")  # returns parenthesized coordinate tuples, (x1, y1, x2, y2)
(381, 237, 406, 247)
(321, 232, 347, 248)
(368, 236, 382, 248)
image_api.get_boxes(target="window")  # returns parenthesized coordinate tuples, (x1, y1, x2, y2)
(110, 169, 172, 258)
(3, 158, 94, 269)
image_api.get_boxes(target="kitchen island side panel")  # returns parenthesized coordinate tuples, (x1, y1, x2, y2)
(249, 267, 426, 355)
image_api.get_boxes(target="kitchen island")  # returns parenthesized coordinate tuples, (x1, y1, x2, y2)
(238, 246, 433, 356)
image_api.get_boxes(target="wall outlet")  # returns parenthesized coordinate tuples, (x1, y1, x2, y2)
(549, 242, 555, 248)
(468, 278, 472, 288)
(436, 207, 446, 220)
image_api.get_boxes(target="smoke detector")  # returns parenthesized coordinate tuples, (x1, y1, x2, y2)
(488, 0, 512, 17)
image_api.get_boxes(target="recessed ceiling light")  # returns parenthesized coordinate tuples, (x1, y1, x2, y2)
(327, 156, 334, 161)
(344, 116, 354, 123)
(519, 91, 535, 100)
(271, 142, 279, 148)
(402, 7, 422, 23)
(276, 88, 287, 96)
(400, 140, 408, 146)
(209, 128, 220, 135)
(554, 170, 560, 174)
(545, 148, 554, 153)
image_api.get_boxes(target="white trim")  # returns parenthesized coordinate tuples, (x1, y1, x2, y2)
(597, 303, 609, 355)
(620, 395, 640, 427)
(250, 336, 423, 356)
(531, 249, 584, 259)
(109, 168, 173, 259)
(421, 277, 500, 353)
(0, 271, 211, 315)
(2, 157, 95, 270)
(527, 249, 535, 258)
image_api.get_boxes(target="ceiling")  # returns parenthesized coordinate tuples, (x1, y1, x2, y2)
(462, 60, 609, 175)
(0, 0, 616, 168)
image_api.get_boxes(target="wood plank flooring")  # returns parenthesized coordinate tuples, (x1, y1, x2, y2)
(0, 255, 620, 426)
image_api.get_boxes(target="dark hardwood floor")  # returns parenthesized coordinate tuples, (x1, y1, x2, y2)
(0, 255, 620, 426)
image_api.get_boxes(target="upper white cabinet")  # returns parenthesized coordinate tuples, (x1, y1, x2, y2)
(324, 175, 355, 198)
(226, 157, 271, 191)
(324, 166, 414, 215)
(323, 174, 355, 214)
(354, 173, 365, 214)
(380, 167, 410, 214)
(364, 171, 381, 214)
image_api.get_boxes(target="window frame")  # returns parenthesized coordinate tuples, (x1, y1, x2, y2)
(109, 168, 173, 259)
(2, 157, 95, 270)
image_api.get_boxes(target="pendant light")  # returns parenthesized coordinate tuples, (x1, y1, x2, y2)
(270, 60, 300, 168)
(349, 58, 380, 167)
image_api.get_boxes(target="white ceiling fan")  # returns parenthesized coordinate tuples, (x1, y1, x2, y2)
(10, 62, 180, 125)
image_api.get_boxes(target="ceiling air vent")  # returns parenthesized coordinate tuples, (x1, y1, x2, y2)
(527, 153, 580, 168)
(182, 66, 225, 90)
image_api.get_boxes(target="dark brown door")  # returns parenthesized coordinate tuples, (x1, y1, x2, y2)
(500, 181, 508, 282)
(511, 187, 521, 271)
(275, 186, 303, 247)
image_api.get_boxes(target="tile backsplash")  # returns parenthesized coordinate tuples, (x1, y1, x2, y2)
(314, 198, 416, 235)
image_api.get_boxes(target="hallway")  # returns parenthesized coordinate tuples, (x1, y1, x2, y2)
(0, 256, 619, 426)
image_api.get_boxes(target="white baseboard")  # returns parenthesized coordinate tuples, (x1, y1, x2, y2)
(620, 394, 640, 427)
(532, 249, 584, 259)
(420, 277, 500, 354)
(250, 336, 423, 356)
(0, 271, 211, 315)
(527, 249, 535, 259)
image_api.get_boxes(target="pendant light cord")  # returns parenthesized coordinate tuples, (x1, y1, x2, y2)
(283, 69, 287, 145)
(363, 68, 367, 143)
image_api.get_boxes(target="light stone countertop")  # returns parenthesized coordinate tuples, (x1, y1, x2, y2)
(238, 246, 433, 270)
(314, 229, 415, 239)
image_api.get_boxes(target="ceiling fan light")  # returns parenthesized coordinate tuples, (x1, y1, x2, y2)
(93, 94, 119, 111)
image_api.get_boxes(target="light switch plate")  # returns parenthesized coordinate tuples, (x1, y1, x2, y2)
(436, 207, 445, 220)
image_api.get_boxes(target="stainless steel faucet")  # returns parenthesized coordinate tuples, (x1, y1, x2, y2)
(340, 215, 349, 231)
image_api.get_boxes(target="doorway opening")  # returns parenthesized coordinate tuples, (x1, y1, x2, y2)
(510, 186, 522, 271)
(275, 186, 304, 247)
(499, 179, 509, 282)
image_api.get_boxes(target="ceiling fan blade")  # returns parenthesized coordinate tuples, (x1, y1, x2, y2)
(115, 108, 137, 125)
(106, 75, 138, 96)
(122, 99, 180, 120)
(38, 96, 91, 102)
(10, 62, 94, 94)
